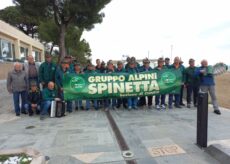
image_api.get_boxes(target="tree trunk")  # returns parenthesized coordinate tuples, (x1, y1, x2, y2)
(58, 24, 66, 63)
(50, 43, 54, 55)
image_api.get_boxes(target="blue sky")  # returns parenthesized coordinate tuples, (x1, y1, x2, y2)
(1, 0, 230, 65)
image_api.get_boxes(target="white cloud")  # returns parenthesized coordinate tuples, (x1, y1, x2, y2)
(83, 0, 230, 65)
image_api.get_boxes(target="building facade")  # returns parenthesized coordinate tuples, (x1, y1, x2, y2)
(0, 20, 44, 62)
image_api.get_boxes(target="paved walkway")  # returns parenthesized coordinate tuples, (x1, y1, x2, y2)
(0, 81, 230, 163)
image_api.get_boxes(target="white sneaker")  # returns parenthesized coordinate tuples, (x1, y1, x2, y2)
(156, 105, 161, 110)
(161, 104, 166, 109)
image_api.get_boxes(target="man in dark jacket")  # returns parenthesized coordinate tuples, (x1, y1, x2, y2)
(55, 60, 72, 112)
(185, 59, 199, 108)
(38, 53, 56, 88)
(138, 58, 153, 109)
(26, 81, 41, 116)
(7, 62, 28, 116)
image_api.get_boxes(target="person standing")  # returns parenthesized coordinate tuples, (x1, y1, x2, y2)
(154, 58, 166, 110)
(7, 62, 28, 116)
(168, 57, 185, 109)
(23, 55, 40, 88)
(138, 58, 153, 109)
(115, 61, 127, 109)
(195, 60, 221, 115)
(164, 57, 171, 68)
(185, 59, 199, 108)
(126, 60, 139, 110)
(38, 53, 56, 88)
(73, 63, 84, 110)
(55, 60, 72, 113)
(84, 63, 98, 110)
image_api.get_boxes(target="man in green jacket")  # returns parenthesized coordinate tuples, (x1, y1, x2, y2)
(39, 53, 56, 88)
(40, 81, 59, 120)
(185, 59, 200, 108)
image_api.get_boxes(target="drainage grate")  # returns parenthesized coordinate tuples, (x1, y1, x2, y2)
(105, 111, 137, 164)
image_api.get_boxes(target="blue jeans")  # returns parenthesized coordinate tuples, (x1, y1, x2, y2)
(105, 99, 116, 108)
(75, 100, 83, 108)
(169, 94, 180, 106)
(13, 91, 27, 115)
(25, 103, 40, 114)
(128, 97, 138, 108)
(155, 95, 166, 105)
(41, 100, 51, 116)
(86, 100, 98, 110)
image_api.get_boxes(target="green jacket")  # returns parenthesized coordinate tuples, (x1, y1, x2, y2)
(39, 61, 56, 83)
(42, 88, 57, 101)
(185, 66, 200, 86)
(84, 70, 97, 74)
(169, 64, 185, 82)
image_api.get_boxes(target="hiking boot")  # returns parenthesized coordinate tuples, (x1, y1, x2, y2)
(156, 105, 161, 110)
(161, 104, 166, 110)
(40, 116, 45, 120)
(214, 110, 221, 115)
(175, 105, 182, 108)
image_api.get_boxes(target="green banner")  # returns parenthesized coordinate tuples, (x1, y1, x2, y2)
(63, 69, 182, 100)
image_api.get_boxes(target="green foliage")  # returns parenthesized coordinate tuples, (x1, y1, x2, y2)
(0, 6, 39, 38)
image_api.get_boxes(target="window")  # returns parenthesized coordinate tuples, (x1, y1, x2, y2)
(32, 50, 41, 62)
(20, 47, 28, 61)
(0, 38, 13, 61)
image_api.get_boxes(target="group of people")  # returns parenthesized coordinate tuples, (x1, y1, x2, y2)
(6, 53, 221, 121)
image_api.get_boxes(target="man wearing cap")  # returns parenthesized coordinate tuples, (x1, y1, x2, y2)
(195, 60, 221, 115)
(168, 57, 185, 109)
(126, 60, 139, 110)
(185, 59, 200, 108)
(138, 58, 153, 109)
(154, 58, 167, 110)
(55, 59, 73, 113)
(64, 55, 74, 72)
(25, 81, 42, 116)
(164, 58, 171, 68)
(7, 62, 28, 116)
(39, 53, 56, 88)
(115, 61, 127, 109)
(84, 63, 99, 110)
(23, 55, 40, 88)
(104, 61, 116, 111)
(73, 62, 84, 110)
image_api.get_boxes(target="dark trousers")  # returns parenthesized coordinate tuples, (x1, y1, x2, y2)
(155, 95, 166, 105)
(117, 98, 127, 108)
(139, 96, 153, 106)
(169, 94, 180, 106)
(180, 85, 184, 104)
(186, 85, 199, 105)
(13, 91, 27, 115)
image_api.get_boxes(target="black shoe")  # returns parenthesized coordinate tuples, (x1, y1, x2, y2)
(187, 104, 191, 108)
(116, 105, 121, 109)
(40, 116, 45, 120)
(16, 113, 20, 116)
(175, 105, 182, 108)
(180, 103, 185, 106)
(36, 110, 40, 115)
(75, 107, 79, 111)
(29, 112, 33, 116)
(21, 111, 28, 114)
(194, 104, 198, 108)
(80, 106, 84, 110)
(214, 110, 221, 115)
